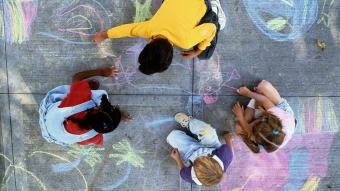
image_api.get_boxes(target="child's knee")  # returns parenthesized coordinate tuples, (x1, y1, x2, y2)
(166, 130, 182, 145)
(257, 80, 272, 91)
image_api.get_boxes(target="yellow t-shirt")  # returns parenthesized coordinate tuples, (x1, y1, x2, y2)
(107, 0, 216, 50)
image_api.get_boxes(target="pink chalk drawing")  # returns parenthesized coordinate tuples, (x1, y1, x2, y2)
(196, 53, 241, 104)
(2, 0, 38, 44)
(219, 97, 338, 191)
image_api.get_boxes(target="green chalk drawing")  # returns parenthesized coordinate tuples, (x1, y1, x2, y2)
(281, 0, 294, 7)
(68, 144, 105, 168)
(110, 139, 146, 168)
(133, 0, 153, 22)
(266, 17, 288, 32)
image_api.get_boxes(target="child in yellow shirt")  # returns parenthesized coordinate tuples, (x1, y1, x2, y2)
(93, 0, 226, 75)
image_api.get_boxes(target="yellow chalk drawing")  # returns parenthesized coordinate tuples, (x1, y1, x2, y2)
(68, 144, 105, 168)
(0, 154, 47, 191)
(134, 0, 153, 22)
(110, 139, 146, 168)
(5, 0, 25, 43)
(30, 151, 88, 191)
(299, 176, 320, 191)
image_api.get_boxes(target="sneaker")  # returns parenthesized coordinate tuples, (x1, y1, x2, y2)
(174, 113, 191, 128)
(210, 0, 226, 30)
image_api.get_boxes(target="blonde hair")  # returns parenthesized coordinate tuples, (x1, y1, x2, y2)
(193, 156, 223, 187)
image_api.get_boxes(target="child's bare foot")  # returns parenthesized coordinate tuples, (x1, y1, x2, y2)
(236, 86, 252, 97)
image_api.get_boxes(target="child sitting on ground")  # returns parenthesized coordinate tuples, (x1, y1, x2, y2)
(39, 67, 131, 146)
(167, 113, 233, 186)
(232, 80, 296, 153)
(92, 0, 226, 75)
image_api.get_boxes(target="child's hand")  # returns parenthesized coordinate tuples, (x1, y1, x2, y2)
(232, 102, 244, 118)
(181, 49, 202, 59)
(101, 66, 119, 77)
(121, 110, 133, 122)
(92, 31, 108, 43)
(237, 86, 252, 97)
(170, 148, 181, 161)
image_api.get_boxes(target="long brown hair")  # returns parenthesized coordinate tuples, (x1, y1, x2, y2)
(193, 156, 223, 187)
(242, 112, 285, 153)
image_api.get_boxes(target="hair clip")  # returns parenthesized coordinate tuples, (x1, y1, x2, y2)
(272, 130, 279, 135)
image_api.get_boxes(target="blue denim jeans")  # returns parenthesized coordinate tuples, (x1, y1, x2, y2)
(167, 119, 221, 165)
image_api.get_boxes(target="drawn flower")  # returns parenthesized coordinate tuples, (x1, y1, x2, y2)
(67, 144, 105, 168)
(109, 139, 146, 168)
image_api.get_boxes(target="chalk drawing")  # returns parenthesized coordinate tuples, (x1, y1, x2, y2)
(0, 9, 4, 38)
(133, 0, 153, 22)
(196, 53, 241, 104)
(1, 0, 37, 44)
(282, 148, 308, 190)
(145, 117, 174, 128)
(1, 151, 89, 191)
(186, 96, 204, 116)
(243, 0, 318, 41)
(39, 0, 111, 44)
(105, 52, 192, 93)
(299, 176, 320, 191)
(292, 97, 339, 134)
(219, 97, 338, 191)
(67, 144, 105, 168)
(51, 156, 84, 173)
(317, 0, 334, 28)
(101, 163, 131, 191)
(110, 139, 146, 168)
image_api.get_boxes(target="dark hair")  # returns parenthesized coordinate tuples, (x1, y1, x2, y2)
(67, 95, 121, 134)
(242, 113, 285, 153)
(138, 38, 173, 75)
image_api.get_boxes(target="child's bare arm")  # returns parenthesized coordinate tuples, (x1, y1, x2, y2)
(232, 102, 252, 136)
(223, 133, 233, 149)
(72, 67, 118, 83)
(237, 87, 275, 110)
(170, 149, 185, 169)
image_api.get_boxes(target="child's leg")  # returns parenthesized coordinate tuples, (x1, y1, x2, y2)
(188, 119, 221, 148)
(167, 130, 202, 161)
(255, 80, 282, 105)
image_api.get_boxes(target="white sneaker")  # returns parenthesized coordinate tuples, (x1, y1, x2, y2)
(174, 113, 192, 128)
(210, 0, 226, 30)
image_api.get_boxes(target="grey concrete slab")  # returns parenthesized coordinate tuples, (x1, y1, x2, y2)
(190, 96, 340, 191)
(194, 0, 340, 97)
(0, 94, 15, 190)
(6, 0, 192, 95)
(0, 0, 7, 93)
(8, 94, 192, 191)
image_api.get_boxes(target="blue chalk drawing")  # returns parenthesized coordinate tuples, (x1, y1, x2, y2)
(243, 0, 318, 41)
(146, 117, 175, 128)
(282, 148, 309, 191)
(38, 32, 93, 44)
(51, 157, 84, 172)
(101, 163, 132, 191)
